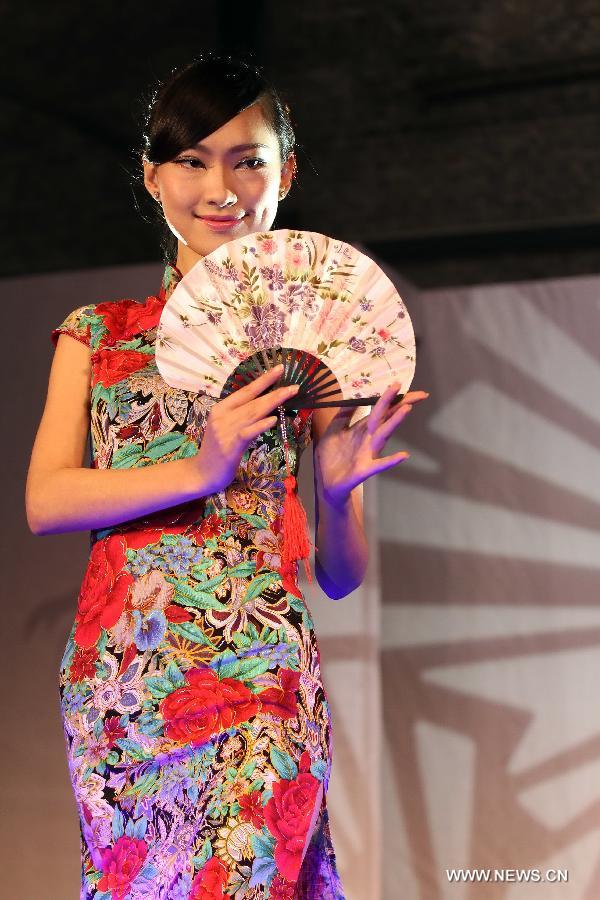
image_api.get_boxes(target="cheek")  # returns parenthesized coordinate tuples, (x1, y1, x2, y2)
(171, 180, 199, 205)
(245, 170, 279, 200)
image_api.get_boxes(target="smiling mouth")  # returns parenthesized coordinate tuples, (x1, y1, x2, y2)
(197, 215, 245, 222)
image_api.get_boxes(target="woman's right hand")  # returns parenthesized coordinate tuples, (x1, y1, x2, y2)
(193, 363, 300, 494)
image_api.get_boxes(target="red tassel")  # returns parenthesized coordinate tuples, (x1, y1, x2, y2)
(281, 472, 313, 584)
(277, 403, 314, 586)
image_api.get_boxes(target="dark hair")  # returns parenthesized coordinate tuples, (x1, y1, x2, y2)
(135, 52, 297, 263)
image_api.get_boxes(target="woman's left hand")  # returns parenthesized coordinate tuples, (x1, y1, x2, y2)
(313, 382, 429, 507)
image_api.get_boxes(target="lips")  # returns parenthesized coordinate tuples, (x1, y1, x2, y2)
(199, 215, 243, 222)
(197, 214, 246, 233)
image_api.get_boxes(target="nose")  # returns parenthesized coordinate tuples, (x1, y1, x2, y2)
(204, 162, 238, 207)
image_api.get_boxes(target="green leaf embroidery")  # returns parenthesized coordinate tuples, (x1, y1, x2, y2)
(251, 829, 275, 859)
(190, 573, 226, 591)
(245, 571, 282, 601)
(269, 745, 298, 781)
(169, 622, 218, 648)
(164, 659, 186, 686)
(227, 560, 257, 578)
(236, 513, 268, 528)
(196, 838, 212, 867)
(144, 432, 188, 460)
(114, 738, 153, 761)
(210, 649, 270, 681)
(112, 444, 144, 469)
(144, 675, 176, 699)
(165, 578, 229, 611)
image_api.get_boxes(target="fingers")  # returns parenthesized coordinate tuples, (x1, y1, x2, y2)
(222, 364, 286, 408)
(218, 363, 300, 421)
(368, 383, 429, 450)
(248, 382, 300, 420)
(372, 449, 411, 473)
(395, 389, 429, 405)
(353, 448, 411, 487)
(371, 402, 412, 454)
(239, 414, 279, 442)
(377, 385, 429, 421)
(367, 382, 403, 434)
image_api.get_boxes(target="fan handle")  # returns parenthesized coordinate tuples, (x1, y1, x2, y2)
(281, 393, 406, 410)
(220, 347, 406, 412)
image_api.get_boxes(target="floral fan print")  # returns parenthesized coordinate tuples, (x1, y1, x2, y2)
(155, 229, 416, 428)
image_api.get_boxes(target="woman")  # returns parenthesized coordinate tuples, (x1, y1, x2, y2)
(26, 54, 427, 900)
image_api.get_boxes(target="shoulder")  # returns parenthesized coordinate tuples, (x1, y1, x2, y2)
(51, 294, 162, 353)
(50, 303, 97, 350)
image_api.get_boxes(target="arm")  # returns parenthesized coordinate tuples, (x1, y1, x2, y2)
(308, 382, 428, 599)
(25, 334, 213, 536)
(311, 406, 369, 600)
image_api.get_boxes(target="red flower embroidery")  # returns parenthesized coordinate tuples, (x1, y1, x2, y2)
(120, 501, 206, 549)
(117, 642, 138, 679)
(123, 295, 164, 335)
(264, 769, 321, 881)
(97, 834, 148, 900)
(269, 874, 296, 899)
(74, 536, 133, 649)
(258, 668, 300, 720)
(94, 295, 164, 348)
(189, 855, 229, 899)
(117, 424, 143, 441)
(298, 750, 313, 773)
(103, 714, 127, 748)
(94, 300, 136, 345)
(69, 645, 98, 681)
(191, 513, 225, 542)
(159, 668, 259, 745)
(92, 349, 151, 388)
(238, 790, 265, 828)
(164, 604, 194, 623)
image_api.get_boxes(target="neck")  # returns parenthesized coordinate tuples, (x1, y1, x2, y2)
(175, 242, 204, 277)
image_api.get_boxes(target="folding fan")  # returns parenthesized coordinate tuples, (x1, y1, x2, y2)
(155, 229, 416, 428)
(155, 228, 417, 587)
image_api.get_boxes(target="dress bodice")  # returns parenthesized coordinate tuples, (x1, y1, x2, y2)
(51, 262, 314, 546)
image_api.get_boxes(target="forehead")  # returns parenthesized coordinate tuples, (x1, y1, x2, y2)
(192, 103, 278, 153)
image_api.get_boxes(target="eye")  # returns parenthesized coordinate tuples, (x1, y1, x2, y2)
(173, 156, 267, 170)
(174, 157, 204, 169)
(238, 157, 267, 169)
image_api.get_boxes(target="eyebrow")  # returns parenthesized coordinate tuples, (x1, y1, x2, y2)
(193, 142, 271, 153)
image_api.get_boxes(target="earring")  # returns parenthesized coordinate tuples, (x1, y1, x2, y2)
(154, 192, 161, 202)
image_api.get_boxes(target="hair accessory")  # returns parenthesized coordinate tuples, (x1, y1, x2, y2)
(155, 228, 416, 587)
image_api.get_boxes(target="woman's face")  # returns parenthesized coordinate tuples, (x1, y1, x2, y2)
(143, 102, 295, 273)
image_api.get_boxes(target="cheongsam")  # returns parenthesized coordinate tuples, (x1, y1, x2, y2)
(51, 261, 345, 900)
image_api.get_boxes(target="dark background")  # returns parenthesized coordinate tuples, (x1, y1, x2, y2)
(5, 0, 600, 289)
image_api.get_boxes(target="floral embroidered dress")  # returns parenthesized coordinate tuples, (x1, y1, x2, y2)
(51, 262, 345, 900)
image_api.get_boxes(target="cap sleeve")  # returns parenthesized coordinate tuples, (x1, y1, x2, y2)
(50, 304, 95, 349)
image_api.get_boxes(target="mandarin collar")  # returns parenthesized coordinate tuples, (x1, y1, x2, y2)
(157, 261, 184, 303)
